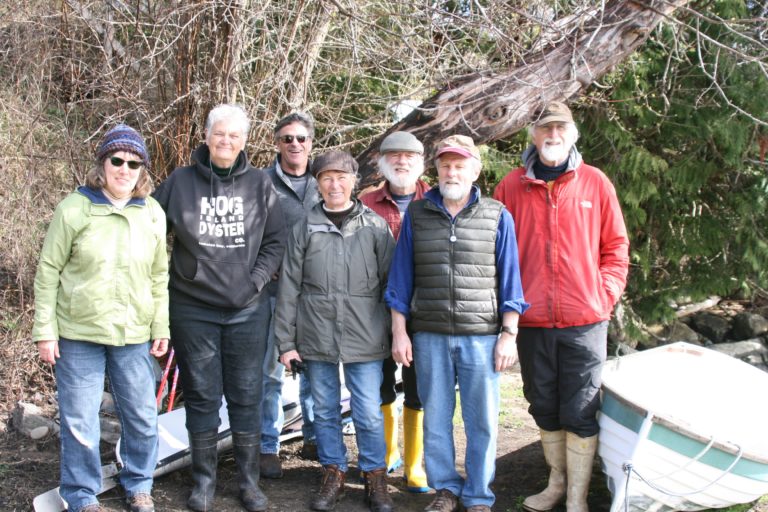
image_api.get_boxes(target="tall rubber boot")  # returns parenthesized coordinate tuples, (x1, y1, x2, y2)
(565, 432, 598, 512)
(187, 429, 219, 512)
(523, 429, 566, 511)
(381, 402, 402, 472)
(402, 406, 429, 493)
(232, 432, 268, 512)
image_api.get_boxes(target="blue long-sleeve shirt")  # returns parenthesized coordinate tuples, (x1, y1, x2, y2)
(385, 186, 529, 319)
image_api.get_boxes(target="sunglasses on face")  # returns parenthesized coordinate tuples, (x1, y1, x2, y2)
(278, 135, 310, 144)
(109, 156, 143, 170)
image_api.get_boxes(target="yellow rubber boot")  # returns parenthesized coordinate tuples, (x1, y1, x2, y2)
(565, 432, 598, 512)
(402, 406, 429, 493)
(381, 402, 402, 472)
(523, 429, 566, 511)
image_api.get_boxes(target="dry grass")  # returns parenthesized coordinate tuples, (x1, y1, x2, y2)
(0, 91, 84, 413)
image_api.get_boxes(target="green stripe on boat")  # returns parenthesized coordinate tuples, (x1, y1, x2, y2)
(601, 392, 768, 482)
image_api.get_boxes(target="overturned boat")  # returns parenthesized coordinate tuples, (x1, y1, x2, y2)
(598, 342, 768, 511)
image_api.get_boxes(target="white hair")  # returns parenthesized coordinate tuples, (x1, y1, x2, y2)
(205, 104, 250, 141)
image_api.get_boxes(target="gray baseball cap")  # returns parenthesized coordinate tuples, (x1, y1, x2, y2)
(379, 131, 424, 155)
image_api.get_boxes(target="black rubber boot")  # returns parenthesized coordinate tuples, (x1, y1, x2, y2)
(232, 432, 268, 512)
(187, 429, 219, 512)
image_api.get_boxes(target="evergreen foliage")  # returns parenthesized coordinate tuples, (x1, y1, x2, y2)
(577, 0, 768, 321)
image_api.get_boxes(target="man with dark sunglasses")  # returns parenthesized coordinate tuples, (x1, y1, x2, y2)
(258, 112, 321, 479)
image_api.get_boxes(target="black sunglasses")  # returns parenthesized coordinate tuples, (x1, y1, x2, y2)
(278, 135, 310, 144)
(109, 156, 143, 170)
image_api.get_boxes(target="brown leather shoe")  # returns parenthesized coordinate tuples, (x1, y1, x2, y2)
(465, 506, 491, 512)
(126, 493, 155, 512)
(259, 452, 283, 479)
(363, 467, 394, 512)
(310, 464, 346, 511)
(424, 489, 461, 512)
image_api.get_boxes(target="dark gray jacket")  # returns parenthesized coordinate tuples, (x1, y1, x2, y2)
(261, 156, 320, 296)
(274, 201, 395, 363)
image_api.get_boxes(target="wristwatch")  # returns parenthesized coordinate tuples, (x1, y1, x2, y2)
(500, 325, 518, 336)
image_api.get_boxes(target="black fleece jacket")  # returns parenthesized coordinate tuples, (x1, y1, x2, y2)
(154, 144, 286, 309)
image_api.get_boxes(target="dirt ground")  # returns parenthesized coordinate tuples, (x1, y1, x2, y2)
(0, 367, 610, 512)
(1, 367, 763, 512)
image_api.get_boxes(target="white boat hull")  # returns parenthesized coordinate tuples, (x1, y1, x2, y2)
(599, 342, 768, 511)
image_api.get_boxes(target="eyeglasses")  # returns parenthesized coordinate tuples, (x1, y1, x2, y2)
(109, 156, 143, 170)
(278, 135, 310, 144)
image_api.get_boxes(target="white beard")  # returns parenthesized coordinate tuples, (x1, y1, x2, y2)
(540, 142, 570, 165)
(439, 182, 470, 201)
(378, 158, 424, 190)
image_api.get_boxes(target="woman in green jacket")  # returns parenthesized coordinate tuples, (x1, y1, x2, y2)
(32, 124, 169, 512)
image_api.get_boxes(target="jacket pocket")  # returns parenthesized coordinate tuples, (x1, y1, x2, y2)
(69, 282, 106, 326)
(133, 284, 154, 324)
(176, 256, 257, 307)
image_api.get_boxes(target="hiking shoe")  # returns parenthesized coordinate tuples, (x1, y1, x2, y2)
(310, 464, 346, 511)
(260, 452, 283, 479)
(363, 467, 394, 512)
(424, 489, 461, 512)
(127, 493, 155, 512)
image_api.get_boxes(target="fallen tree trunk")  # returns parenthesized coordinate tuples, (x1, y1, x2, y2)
(356, 0, 690, 187)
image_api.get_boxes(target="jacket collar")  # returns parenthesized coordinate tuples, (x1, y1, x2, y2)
(521, 144, 583, 180)
(424, 184, 481, 216)
(372, 179, 430, 204)
(307, 199, 365, 232)
(274, 155, 313, 181)
(77, 186, 145, 207)
(192, 143, 249, 180)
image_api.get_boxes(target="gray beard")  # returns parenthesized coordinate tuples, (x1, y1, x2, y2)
(439, 182, 470, 202)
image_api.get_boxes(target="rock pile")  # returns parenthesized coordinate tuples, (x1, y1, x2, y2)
(12, 391, 122, 443)
(644, 299, 768, 371)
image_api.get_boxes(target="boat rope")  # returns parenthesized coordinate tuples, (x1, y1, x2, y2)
(646, 437, 716, 482)
(621, 442, 744, 507)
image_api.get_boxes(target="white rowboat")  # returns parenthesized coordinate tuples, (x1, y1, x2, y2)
(598, 342, 768, 511)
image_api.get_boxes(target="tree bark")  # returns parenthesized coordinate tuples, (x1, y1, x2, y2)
(356, 0, 690, 187)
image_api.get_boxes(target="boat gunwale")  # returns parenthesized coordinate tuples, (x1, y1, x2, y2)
(601, 384, 768, 466)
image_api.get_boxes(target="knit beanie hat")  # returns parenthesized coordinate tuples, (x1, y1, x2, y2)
(96, 124, 150, 167)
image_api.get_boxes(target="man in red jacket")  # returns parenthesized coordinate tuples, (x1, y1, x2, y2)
(360, 131, 431, 493)
(494, 101, 629, 512)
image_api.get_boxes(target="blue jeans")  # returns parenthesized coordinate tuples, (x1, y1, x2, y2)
(170, 299, 267, 433)
(260, 295, 284, 454)
(299, 372, 316, 443)
(260, 295, 316, 452)
(413, 332, 500, 508)
(306, 360, 385, 472)
(56, 338, 158, 512)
